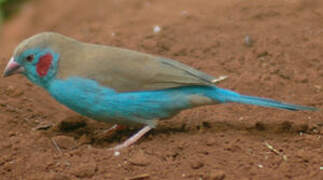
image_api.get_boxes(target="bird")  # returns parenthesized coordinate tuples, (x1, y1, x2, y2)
(3, 32, 317, 150)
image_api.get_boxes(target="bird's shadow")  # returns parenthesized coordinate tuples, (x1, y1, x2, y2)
(42, 115, 321, 149)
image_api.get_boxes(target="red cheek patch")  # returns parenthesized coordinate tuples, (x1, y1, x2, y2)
(36, 53, 53, 77)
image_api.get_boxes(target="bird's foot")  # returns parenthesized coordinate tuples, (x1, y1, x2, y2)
(109, 125, 152, 151)
(212, 75, 228, 84)
(96, 124, 126, 139)
(104, 124, 127, 134)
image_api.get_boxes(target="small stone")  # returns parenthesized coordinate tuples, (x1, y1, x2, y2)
(5, 86, 24, 97)
(125, 173, 150, 180)
(296, 149, 311, 162)
(26, 82, 33, 86)
(33, 122, 53, 131)
(244, 35, 253, 47)
(153, 25, 161, 33)
(190, 161, 204, 169)
(78, 134, 92, 144)
(224, 143, 242, 152)
(314, 85, 321, 90)
(297, 124, 309, 133)
(5, 86, 15, 93)
(114, 151, 120, 156)
(128, 150, 150, 166)
(239, 178, 249, 180)
(209, 170, 226, 180)
(52, 136, 76, 150)
(257, 51, 269, 58)
(71, 163, 97, 178)
(8, 131, 16, 137)
(48, 173, 71, 180)
(0, 100, 6, 107)
(180, 10, 188, 16)
(205, 137, 216, 146)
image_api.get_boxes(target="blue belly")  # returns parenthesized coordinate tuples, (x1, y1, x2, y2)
(48, 77, 217, 127)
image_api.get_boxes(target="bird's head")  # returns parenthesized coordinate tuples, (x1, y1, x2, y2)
(3, 32, 64, 88)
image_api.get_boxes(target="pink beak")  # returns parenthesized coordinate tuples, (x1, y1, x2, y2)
(3, 57, 25, 77)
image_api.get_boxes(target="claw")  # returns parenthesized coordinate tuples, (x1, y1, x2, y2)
(95, 124, 127, 139)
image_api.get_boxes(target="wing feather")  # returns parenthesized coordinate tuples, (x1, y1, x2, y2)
(56, 41, 215, 92)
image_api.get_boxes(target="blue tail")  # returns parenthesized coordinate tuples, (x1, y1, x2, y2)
(213, 88, 317, 111)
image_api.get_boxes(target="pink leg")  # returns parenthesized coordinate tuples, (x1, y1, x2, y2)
(110, 125, 152, 151)
(97, 124, 127, 139)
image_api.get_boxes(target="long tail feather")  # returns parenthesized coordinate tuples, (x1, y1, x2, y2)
(214, 88, 317, 111)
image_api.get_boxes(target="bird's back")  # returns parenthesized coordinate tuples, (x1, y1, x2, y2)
(54, 36, 216, 92)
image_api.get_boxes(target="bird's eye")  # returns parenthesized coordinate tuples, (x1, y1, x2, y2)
(26, 54, 34, 62)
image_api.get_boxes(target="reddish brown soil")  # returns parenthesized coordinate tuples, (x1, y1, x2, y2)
(0, 0, 322, 179)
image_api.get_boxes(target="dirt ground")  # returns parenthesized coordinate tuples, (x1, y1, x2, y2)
(0, 0, 322, 179)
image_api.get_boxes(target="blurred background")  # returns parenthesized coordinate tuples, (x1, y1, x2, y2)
(0, 0, 322, 179)
(0, 0, 27, 24)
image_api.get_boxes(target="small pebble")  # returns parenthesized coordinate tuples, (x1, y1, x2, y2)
(78, 134, 92, 144)
(205, 137, 216, 146)
(52, 135, 76, 150)
(244, 35, 253, 47)
(128, 150, 150, 166)
(114, 151, 120, 156)
(153, 25, 161, 33)
(71, 163, 97, 178)
(32, 123, 53, 131)
(209, 170, 226, 180)
(180, 10, 188, 16)
(190, 161, 204, 169)
(314, 85, 321, 92)
(299, 132, 303, 136)
(257, 51, 269, 58)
